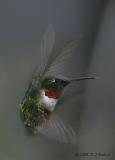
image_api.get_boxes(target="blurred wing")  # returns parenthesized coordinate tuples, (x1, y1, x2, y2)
(37, 24, 81, 81)
(44, 39, 81, 77)
(32, 24, 55, 83)
(39, 24, 55, 78)
(39, 114, 77, 144)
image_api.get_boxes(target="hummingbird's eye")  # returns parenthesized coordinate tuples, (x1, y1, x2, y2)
(49, 79, 59, 88)
(54, 79, 58, 83)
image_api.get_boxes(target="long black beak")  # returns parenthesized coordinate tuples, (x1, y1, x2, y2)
(70, 76, 96, 82)
(54, 75, 96, 88)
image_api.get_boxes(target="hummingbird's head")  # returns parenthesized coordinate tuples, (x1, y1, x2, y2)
(41, 75, 95, 100)
(41, 77, 70, 99)
(41, 76, 70, 91)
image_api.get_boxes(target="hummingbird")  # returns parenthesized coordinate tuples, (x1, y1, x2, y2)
(20, 25, 95, 144)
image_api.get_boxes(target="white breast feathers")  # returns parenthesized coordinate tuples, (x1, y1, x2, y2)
(41, 90, 58, 112)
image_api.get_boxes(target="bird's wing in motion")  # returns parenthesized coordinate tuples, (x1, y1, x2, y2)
(35, 24, 80, 81)
(38, 113, 77, 144)
(32, 25, 78, 144)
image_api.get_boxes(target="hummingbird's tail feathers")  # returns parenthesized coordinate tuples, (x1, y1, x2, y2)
(39, 114, 77, 144)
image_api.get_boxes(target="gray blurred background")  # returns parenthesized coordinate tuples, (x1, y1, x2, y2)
(0, 0, 114, 160)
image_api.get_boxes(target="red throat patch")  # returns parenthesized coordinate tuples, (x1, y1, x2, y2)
(44, 89, 62, 99)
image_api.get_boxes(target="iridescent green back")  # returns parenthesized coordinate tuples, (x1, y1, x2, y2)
(20, 84, 50, 133)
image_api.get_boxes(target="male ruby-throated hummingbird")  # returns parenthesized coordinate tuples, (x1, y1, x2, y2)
(20, 25, 95, 144)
